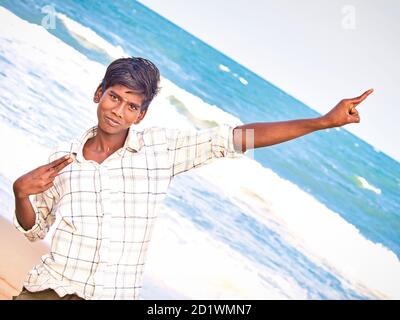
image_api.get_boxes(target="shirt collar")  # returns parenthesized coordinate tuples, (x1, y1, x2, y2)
(71, 125, 143, 163)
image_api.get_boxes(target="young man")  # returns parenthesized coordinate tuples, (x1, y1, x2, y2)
(12, 57, 373, 300)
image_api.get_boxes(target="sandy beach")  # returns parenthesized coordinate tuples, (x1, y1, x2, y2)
(0, 216, 49, 300)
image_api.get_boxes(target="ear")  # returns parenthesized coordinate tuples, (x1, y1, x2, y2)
(93, 84, 103, 103)
(134, 108, 148, 124)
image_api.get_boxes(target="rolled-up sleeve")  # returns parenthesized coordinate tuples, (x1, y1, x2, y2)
(13, 186, 58, 242)
(166, 124, 244, 177)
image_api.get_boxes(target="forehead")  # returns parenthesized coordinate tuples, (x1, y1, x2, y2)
(107, 84, 144, 105)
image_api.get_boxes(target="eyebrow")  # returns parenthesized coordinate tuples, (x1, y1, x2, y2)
(109, 90, 141, 109)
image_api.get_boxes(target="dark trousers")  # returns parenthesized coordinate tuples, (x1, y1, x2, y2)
(13, 287, 84, 300)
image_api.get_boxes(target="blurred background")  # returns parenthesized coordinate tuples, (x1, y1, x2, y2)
(0, 0, 399, 299)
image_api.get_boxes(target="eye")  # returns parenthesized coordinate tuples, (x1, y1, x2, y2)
(129, 104, 140, 112)
(110, 94, 118, 101)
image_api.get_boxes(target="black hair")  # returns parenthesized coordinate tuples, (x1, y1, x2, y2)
(100, 57, 160, 110)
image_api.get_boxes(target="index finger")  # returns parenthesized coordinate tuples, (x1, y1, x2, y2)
(352, 88, 374, 104)
(51, 157, 74, 175)
(47, 155, 71, 169)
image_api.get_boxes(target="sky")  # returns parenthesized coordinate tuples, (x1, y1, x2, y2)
(139, 0, 400, 162)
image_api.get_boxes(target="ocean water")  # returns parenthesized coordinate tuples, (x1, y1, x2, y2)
(0, 0, 399, 299)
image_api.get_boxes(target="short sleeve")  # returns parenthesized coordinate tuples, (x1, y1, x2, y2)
(165, 124, 244, 177)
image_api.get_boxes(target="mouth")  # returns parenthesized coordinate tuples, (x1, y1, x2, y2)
(104, 116, 121, 127)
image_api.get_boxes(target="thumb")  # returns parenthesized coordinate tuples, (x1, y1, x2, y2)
(349, 107, 357, 115)
(350, 113, 360, 123)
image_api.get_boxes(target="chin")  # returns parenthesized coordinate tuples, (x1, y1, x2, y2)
(98, 121, 115, 133)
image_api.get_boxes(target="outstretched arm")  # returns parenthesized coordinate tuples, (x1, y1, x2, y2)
(233, 89, 374, 152)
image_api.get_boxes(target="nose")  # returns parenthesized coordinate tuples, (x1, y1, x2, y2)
(111, 101, 125, 118)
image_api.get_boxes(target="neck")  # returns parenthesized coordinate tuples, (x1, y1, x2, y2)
(90, 126, 129, 154)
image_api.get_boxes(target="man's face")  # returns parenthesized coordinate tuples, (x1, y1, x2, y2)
(94, 84, 147, 134)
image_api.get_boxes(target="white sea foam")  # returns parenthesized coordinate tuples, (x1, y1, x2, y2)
(0, 124, 51, 183)
(219, 64, 230, 72)
(143, 207, 294, 299)
(219, 64, 248, 85)
(239, 77, 248, 85)
(56, 12, 126, 59)
(356, 176, 382, 195)
(156, 78, 242, 125)
(195, 159, 399, 298)
(0, 122, 64, 246)
(1, 7, 398, 299)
